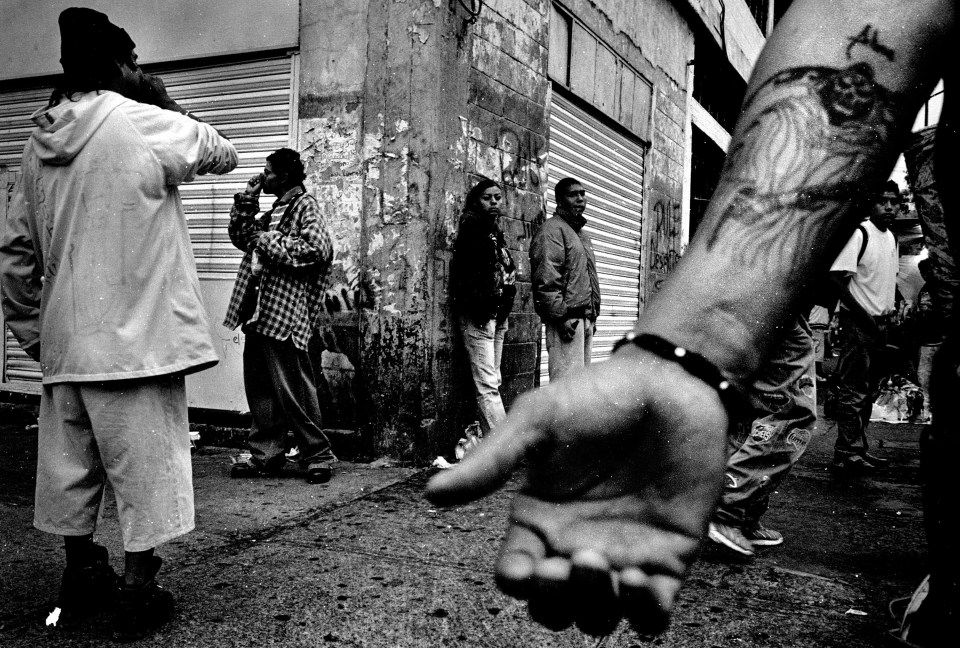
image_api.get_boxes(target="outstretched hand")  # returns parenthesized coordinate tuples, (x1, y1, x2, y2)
(426, 346, 730, 636)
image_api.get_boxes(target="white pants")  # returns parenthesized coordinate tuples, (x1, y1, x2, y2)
(35, 375, 194, 552)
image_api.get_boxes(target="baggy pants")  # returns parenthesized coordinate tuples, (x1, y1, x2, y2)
(832, 311, 890, 459)
(715, 317, 816, 528)
(243, 331, 335, 468)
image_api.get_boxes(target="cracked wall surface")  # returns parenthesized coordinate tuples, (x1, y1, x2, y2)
(294, 0, 698, 459)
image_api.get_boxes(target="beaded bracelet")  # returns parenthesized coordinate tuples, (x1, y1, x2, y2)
(611, 332, 750, 418)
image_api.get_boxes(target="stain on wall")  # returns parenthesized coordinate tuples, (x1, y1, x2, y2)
(292, 0, 690, 460)
(645, 80, 688, 301)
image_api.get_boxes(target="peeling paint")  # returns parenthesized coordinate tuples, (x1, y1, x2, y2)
(409, 1, 436, 44)
(408, 24, 430, 45)
(396, 146, 410, 198)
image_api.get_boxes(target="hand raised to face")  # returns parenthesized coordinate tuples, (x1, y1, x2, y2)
(244, 173, 265, 197)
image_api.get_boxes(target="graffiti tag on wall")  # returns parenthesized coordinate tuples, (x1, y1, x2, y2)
(648, 196, 683, 294)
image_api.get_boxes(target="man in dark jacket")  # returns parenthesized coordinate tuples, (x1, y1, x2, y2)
(530, 177, 601, 382)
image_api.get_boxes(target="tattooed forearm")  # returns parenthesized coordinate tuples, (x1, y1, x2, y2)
(846, 25, 895, 62)
(700, 57, 904, 281)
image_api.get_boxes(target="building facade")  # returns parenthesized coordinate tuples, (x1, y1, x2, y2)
(0, 0, 771, 459)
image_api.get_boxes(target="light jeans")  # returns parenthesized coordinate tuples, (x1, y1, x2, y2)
(460, 316, 508, 435)
(545, 317, 593, 382)
(716, 317, 816, 528)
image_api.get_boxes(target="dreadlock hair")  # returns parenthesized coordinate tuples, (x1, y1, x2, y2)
(48, 51, 134, 108)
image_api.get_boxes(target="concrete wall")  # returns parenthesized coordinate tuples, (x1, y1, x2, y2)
(562, 0, 692, 86)
(296, 0, 370, 436)
(292, 0, 695, 459)
(681, 0, 764, 80)
(356, 0, 480, 459)
(292, 0, 550, 459)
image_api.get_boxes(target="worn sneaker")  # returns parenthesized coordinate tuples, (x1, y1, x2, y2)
(112, 557, 174, 643)
(743, 522, 784, 547)
(52, 544, 119, 625)
(230, 454, 284, 478)
(707, 522, 755, 557)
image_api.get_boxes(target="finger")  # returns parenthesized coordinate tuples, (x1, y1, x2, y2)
(569, 550, 620, 636)
(425, 401, 542, 506)
(620, 568, 679, 636)
(527, 557, 575, 631)
(494, 523, 546, 600)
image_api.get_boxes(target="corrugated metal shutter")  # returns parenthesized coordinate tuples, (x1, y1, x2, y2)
(0, 55, 293, 390)
(166, 57, 294, 278)
(540, 93, 645, 384)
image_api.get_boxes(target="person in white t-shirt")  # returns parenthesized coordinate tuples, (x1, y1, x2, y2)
(828, 180, 901, 472)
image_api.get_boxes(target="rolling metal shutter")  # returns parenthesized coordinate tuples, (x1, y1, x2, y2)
(167, 57, 295, 278)
(1, 83, 45, 387)
(0, 56, 293, 390)
(540, 93, 645, 384)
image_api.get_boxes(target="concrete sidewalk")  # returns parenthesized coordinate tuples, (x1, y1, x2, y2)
(0, 401, 928, 647)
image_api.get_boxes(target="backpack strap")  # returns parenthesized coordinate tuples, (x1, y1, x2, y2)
(856, 224, 869, 263)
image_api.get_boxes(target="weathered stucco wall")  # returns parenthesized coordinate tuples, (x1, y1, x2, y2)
(297, 0, 370, 437)
(682, 0, 764, 80)
(647, 79, 688, 297)
(293, 0, 697, 459)
(357, 0, 478, 459)
(294, 0, 548, 460)
(564, 0, 693, 85)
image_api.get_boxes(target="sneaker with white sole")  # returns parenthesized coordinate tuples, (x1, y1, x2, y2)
(743, 522, 783, 547)
(707, 522, 755, 557)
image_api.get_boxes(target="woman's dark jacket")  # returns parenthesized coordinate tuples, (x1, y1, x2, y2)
(451, 210, 516, 323)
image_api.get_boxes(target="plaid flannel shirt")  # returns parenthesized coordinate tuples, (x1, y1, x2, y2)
(224, 187, 333, 351)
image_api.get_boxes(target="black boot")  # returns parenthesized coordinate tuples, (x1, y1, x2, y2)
(54, 543, 119, 625)
(112, 556, 174, 642)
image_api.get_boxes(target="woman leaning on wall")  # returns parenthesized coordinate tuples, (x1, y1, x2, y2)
(450, 179, 517, 436)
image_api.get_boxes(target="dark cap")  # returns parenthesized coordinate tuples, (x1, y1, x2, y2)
(58, 7, 136, 77)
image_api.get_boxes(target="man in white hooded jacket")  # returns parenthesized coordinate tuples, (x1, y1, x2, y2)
(0, 8, 237, 641)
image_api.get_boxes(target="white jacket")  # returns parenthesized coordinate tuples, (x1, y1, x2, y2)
(0, 90, 238, 383)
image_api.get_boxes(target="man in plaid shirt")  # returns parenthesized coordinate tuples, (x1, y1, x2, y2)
(224, 148, 336, 484)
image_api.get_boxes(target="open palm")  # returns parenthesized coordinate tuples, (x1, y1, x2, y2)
(426, 346, 730, 636)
